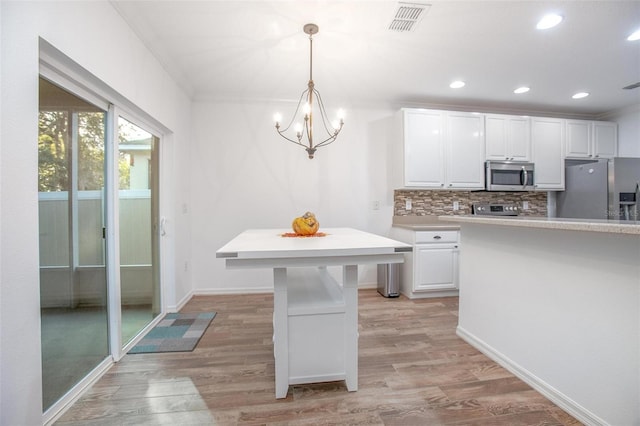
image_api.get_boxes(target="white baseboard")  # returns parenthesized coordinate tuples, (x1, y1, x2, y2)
(194, 287, 274, 295)
(168, 291, 194, 313)
(456, 326, 607, 426)
(358, 282, 377, 290)
(192, 282, 379, 296)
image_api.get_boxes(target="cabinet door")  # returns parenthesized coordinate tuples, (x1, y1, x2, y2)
(485, 114, 531, 161)
(403, 110, 446, 187)
(485, 115, 508, 160)
(565, 120, 591, 158)
(414, 245, 458, 291)
(532, 117, 565, 190)
(593, 121, 618, 158)
(507, 116, 531, 161)
(446, 112, 485, 189)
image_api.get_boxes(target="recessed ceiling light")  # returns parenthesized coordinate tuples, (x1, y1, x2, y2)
(514, 86, 530, 94)
(536, 13, 563, 30)
(450, 80, 465, 89)
(572, 92, 589, 99)
(627, 28, 640, 41)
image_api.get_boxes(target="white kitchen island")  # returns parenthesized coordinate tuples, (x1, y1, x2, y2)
(216, 228, 411, 398)
(439, 216, 640, 426)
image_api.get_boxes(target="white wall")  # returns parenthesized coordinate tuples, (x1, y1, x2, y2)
(602, 104, 640, 157)
(0, 1, 191, 424)
(190, 100, 397, 293)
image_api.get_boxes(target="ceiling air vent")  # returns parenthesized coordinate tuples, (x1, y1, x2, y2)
(622, 82, 640, 90)
(388, 1, 431, 32)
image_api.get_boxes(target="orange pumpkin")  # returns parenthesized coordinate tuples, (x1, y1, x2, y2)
(292, 212, 320, 235)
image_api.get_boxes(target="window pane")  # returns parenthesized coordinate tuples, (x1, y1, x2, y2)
(118, 117, 161, 345)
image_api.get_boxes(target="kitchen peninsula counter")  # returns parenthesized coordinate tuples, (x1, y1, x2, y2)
(440, 215, 640, 425)
(438, 215, 639, 235)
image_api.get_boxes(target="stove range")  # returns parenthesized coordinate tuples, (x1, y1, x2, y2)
(472, 203, 520, 216)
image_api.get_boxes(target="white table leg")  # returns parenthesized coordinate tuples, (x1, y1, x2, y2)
(273, 267, 289, 398)
(343, 264, 358, 392)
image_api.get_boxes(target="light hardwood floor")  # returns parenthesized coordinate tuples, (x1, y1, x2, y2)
(55, 291, 582, 425)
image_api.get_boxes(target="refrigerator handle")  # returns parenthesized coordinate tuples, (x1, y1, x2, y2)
(634, 181, 640, 220)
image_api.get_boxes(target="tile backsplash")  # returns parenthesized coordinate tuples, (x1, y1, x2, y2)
(394, 190, 547, 217)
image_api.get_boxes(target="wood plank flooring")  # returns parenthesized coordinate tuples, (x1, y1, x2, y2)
(55, 291, 582, 425)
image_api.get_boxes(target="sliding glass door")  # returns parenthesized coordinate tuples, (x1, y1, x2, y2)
(38, 78, 109, 410)
(118, 118, 161, 345)
(38, 77, 163, 412)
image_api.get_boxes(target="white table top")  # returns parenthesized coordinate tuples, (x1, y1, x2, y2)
(217, 227, 412, 259)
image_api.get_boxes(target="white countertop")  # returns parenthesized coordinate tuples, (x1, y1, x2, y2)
(391, 215, 461, 231)
(438, 215, 640, 235)
(216, 227, 412, 259)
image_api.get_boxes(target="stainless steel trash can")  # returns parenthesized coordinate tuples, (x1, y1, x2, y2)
(377, 263, 400, 297)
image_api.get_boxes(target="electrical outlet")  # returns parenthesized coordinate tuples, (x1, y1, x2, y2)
(453, 201, 459, 211)
(372, 200, 380, 210)
(405, 199, 412, 210)
(523, 201, 529, 210)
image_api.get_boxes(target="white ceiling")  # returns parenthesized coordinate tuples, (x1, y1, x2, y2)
(111, 0, 640, 116)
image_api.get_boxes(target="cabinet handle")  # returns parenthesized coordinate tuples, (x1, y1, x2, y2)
(433, 235, 442, 240)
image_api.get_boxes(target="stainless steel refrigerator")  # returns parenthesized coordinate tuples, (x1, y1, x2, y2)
(556, 157, 640, 220)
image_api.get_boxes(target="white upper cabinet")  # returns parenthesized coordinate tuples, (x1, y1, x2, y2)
(394, 108, 618, 193)
(565, 120, 591, 158)
(445, 112, 485, 189)
(402, 109, 446, 188)
(485, 114, 531, 161)
(565, 120, 617, 159)
(395, 108, 484, 190)
(592, 121, 618, 158)
(531, 117, 565, 190)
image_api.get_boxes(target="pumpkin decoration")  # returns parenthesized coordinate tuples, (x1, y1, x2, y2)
(292, 211, 320, 236)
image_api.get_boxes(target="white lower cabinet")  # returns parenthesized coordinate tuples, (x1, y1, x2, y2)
(414, 245, 459, 292)
(390, 227, 460, 299)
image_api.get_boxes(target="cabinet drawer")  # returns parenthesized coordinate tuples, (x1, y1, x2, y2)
(414, 230, 458, 244)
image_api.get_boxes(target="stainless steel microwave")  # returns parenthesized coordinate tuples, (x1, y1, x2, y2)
(485, 160, 535, 191)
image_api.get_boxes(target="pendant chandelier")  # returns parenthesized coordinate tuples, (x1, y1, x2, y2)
(274, 23, 344, 159)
